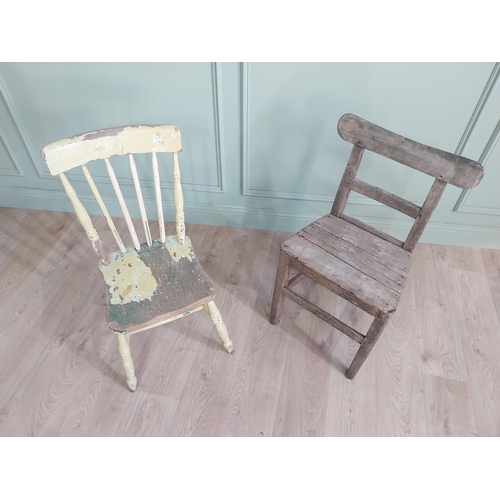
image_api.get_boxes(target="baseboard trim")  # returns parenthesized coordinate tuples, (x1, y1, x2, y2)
(1, 187, 499, 249)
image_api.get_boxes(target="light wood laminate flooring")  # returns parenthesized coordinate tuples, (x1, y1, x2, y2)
(1, 207, 499, 436)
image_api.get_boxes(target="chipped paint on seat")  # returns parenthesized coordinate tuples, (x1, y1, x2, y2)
(40, 124, 233, 391)
(99, 249, 158, 306)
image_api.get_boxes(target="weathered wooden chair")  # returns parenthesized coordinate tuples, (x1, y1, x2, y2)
(41, 125, 233, 391)
(269, 113, 484, 379)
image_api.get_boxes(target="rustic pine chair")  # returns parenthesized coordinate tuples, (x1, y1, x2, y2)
(41, 125, 233, 391)
(270, 113, 484, 379)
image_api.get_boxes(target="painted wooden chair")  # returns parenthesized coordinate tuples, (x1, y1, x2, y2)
(269, 113, 484, 379)
(41, 125, 233, 391)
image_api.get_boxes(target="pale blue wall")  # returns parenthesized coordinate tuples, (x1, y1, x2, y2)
(1, 62, 499, 248)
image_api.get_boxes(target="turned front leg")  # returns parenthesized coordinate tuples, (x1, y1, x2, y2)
(203, 300, 233, 354)
(116, 333, 138, 391)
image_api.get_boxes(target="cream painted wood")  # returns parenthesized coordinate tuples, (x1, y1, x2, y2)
(41, 125, 182, 175)
(2, 207, 500, 436)
(203, 300, 234, 354)
(127, 305, 204, 335)
(81, 165, 126, 253)
(39, 125, 233, 392)
(173, 152, 186, 244)
(59, 172, 109, 265)
(104, 158, 141, 251)
(151, 152, 166, 245)
(129, 154, 152, 247)
(117, 333, 138, 392)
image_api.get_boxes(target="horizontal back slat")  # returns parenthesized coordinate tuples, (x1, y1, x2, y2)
(337, 114, 483, 189)
(41, 125, 182, 175)
(350, 178, 421, 219)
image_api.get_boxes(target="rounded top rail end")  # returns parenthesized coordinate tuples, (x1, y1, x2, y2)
(336, 113, 484, 189)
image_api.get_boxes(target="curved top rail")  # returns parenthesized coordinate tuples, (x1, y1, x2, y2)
(337, 113, 483, 189)
(41, 124, 182, 175)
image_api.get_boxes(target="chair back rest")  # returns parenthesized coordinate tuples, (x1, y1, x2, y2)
(41, 125, 185, 265)
(331, 114, 484, 252)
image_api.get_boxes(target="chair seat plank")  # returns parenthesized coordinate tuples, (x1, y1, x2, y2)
(282, 234, 402, 314)
(339, 213, 404, 247)
(284, 256, 380, 316)
(313, 214, 412, 272)
(298, 224, 408, 294)
(99, 238, 215, 333)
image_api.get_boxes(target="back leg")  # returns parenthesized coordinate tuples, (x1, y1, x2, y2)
(203, 300, 233, 354)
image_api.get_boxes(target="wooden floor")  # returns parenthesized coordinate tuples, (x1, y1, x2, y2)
(1, 207, 499, 436)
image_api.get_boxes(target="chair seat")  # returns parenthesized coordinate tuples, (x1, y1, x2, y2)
(98, 236, 215, 333)
(281, 215, 413, 315)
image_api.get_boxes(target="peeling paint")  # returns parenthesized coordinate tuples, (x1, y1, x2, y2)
(82, 126, 127, 141)
(153, 134, 166, 143)
(164, 235, 194, 262)
(41, 124, 182, 175)
(99, 250, 158, 305)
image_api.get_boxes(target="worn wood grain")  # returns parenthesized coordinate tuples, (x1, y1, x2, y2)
(345, 311, 391, 379)
(313, 215, 412, 272)
(330, 144, 364, 216)
(274, 113, 484, 381)
(337, 113, 484, 189)
(403, 179, 447, 252)
(282, 286, 364, 344)
(339, 213, 404, 247)
(269, 251, 291, 325)
(299, 224, 408, 294)
(350, 178, 421, 219)
(282, 235, 402, 314)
